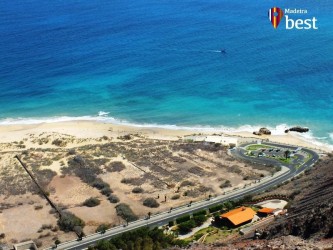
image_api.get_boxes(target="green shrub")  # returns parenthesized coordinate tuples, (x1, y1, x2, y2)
(143, 198, 159, 208)
(193, 210, 207, 217)
(101, 187, 113, 196)
(106, 161, 126, 172)
(116, 203, 138, 222)
(58, 211, 85, 233)
(83, 197, 100, 207)
(176, 215, 191, 224)
(96, 224, 111, 233)
(132, 187, 144, 193)
(92, 179, 110, 190)
(193, 215, 207, 226)
(178, 220, 196, 234)
(209, 204, 223, 213)
(108, 194, 120, 203)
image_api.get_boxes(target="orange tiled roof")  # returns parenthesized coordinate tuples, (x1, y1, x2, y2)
(220, 207, 256, 226)
(258, 207, 275, 214)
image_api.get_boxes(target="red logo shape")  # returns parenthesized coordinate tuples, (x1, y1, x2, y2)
(268, 7, 284, 29)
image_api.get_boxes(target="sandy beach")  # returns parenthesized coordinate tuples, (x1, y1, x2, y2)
(0, 120, 330, 152)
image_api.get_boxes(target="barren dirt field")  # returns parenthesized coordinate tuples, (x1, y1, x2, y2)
(0, 131, 274, 248)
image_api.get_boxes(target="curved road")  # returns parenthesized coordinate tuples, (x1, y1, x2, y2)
(50, 142, 318, 250)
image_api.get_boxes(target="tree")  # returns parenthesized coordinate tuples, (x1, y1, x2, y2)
(178, 220, 196, 234)
(95, 240, 116, 250)
(127, 240, 135, 250)
(134, 237, 143, 250)
(193, 215, 207, 226)
(284, 150, 291, 159)
(142, 236, 154, 250)
(54, 239, 61, 247)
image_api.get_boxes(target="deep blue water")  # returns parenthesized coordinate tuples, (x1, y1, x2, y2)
(0, 0, 332, 145)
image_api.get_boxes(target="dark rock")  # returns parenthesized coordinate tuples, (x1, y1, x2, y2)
(259, 127, 271, 135)
(288, 126, 309, 133)
(253, 128, 271, 136)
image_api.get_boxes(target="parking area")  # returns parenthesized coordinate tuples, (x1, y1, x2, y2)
(244, 144, 310, 167)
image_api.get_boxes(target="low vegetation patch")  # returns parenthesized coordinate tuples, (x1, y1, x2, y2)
(105, 161, 126, 172)
(176, 215, 191, 224)
(115, 203, 138, 222)
(52, 139, 67, 147)
(82, 197, 100, 207)
(108, 194, 120, 203)
(143, 197, 159, 208)
(178, 220, 196, 234)
(180, 180, 195, 187)
(171, 194, 180, 200)
(219, 180, 231, 189)
(57, 211, 85, 233)
(132, 187, 144, 193)
(95, 223, 111, 234)
(89, 227, 186, 250)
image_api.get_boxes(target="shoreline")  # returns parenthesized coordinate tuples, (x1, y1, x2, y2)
(0, 120, 331, 153)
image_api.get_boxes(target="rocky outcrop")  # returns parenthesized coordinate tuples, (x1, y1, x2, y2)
(261, 157, 333, 241)
(253, 128, 271, 136)
(259, 128, 271, 135)
(285, 126, 309, 133)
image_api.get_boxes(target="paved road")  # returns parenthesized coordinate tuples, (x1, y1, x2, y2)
(50, 142, 318, 250)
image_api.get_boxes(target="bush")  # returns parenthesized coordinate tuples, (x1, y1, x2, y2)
(116, 203, 138, 222)
(289, 189, 301, 200)
(171, 194, 180, 200)
(219, 180, 231, 189)
(83, 197, 100, 207)
(143, 198, 160, 208)
(68, 149, 76, 155)
(108, 194, 120, 203)
(193, 215, 207, 226)
(58, 211, 85, 232)
(106, 161, 126, 172)
(178, 220, 196, 234)
(52, 139, 67, 147)
(96, 224, 111, 233)
(92, 179, 110, 190)
(209, 204, 223, 213)
(132, 187, 144, 193)
(0, 233, 5, 239)
(34, 205, 43, 210)
(180, 180, 195, 187)
(101, 187, 113, 196)
(176, 215, 191, 224)
(193, 210, 207, 217)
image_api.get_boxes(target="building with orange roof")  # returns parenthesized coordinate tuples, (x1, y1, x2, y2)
(257, 207, 275, 217)
(219, 207, 256, 227)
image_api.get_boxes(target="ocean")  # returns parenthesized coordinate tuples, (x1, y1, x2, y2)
(0, 0, 332, 147)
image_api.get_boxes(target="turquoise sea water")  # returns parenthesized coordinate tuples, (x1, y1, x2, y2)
(0, 0, 332, 146)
